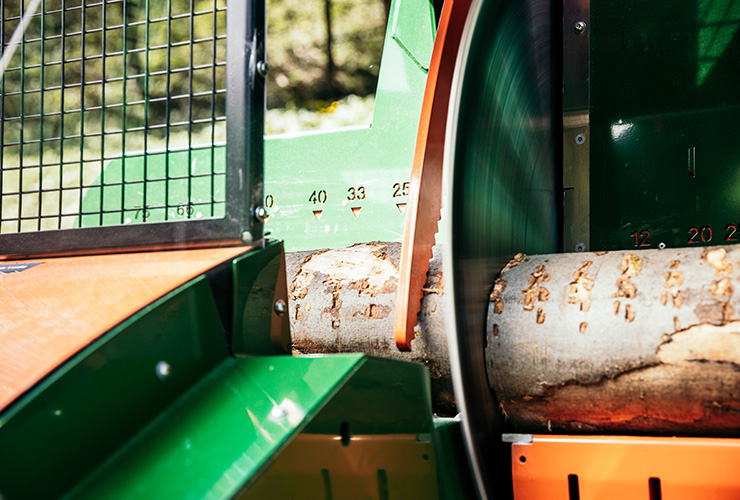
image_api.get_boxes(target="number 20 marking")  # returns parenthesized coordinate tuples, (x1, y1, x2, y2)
(688, 226, 712, 244)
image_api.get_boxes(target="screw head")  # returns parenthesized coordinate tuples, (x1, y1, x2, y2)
(574, 21, 587, 35)
(575, 134, 586, 145)
(575, 242, 586, 252)
(659, 242, 666, 249)
(274, 298, 287, 316)
(256, 60, 269, 78)
(269, 406, 287, 421)
(156, 361, 171, 381)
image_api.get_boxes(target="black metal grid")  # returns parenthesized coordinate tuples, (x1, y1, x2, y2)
(0, 0, 263, 257)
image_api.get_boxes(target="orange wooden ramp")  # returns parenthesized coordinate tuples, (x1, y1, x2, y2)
(0, 246, 251, 412)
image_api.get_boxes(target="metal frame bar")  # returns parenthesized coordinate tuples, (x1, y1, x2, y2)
(0, 0, 263, 258)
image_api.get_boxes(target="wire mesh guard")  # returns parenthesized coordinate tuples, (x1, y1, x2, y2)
(0, 0, 228, 235)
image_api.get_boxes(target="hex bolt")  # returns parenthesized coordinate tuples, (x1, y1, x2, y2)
(156, 361, 171, 381)
(274, 298, 287, 316)
(575, 134, 586, 145)
(574, 21, 587, 35)
(253, 205, 267, 223)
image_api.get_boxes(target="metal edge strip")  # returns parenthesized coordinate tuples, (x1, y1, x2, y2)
(442, 0, 488, 498)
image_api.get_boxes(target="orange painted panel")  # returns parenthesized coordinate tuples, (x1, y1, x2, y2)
(512, 435, 740, 500)
(0, 246, 251, 412)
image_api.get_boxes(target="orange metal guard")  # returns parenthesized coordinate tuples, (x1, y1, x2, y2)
(394, 0, 472, 351)
(510, 434, 740, 500)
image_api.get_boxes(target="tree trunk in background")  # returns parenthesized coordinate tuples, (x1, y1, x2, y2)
(323, 0, 336, 93)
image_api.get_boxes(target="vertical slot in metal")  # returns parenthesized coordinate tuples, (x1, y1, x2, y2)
(649, 477, 663, 500)
(568, 474, 580, 500)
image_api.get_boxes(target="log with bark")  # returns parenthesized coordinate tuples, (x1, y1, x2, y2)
(487, 247, 740, 436)
(285, 242, 454, 414)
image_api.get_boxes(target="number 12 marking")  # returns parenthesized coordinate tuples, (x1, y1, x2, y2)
(630, 229, 651, 247)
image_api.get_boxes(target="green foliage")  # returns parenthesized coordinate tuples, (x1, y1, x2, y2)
(266, 0, 387, 109)
(265, 93, 374, 134)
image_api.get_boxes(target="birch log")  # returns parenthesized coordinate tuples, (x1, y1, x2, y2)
(286, 242, 454, 414)
(487, 247, 740, 435)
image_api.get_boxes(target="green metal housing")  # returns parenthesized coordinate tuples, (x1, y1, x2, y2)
(589, 0, 740, 251)
(77, 0, 435, 252)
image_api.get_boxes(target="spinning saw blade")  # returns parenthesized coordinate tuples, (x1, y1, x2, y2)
(443, 0, 560, 498)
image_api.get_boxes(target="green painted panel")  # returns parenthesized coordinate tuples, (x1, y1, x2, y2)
(590, 0, 740, 250)
(0, 276, 228, 500)
(262, 0, 435, 251)
(65, 355, 366, 500)
(433, 418, 477, 500)
(303, 356, 434, 435)
(62, 355, 436, 499)
(231, 239, 290, 355)
(390, 0, 436, 71)
(79, 147, 227, 227)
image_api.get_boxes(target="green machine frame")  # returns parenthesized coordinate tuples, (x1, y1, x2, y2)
(0, 2, 459, 499)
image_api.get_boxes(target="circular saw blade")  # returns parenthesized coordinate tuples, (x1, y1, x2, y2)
(443, 0, 560, 498)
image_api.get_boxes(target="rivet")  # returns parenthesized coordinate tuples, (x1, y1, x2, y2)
(575, 134, 586, 145)
(274, 298, 287, 316)
(574, 21, 587, 35)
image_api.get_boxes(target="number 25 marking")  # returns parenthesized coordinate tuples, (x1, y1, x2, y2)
(392, 182, 409, 197)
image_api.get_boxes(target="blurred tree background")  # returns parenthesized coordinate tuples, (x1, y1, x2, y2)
(0, 0, 388, 150)
(265, 0, 388, 110)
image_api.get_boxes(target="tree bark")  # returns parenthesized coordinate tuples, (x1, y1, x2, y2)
(323, 0, 337, 93)
(487, 247, 740, 436)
